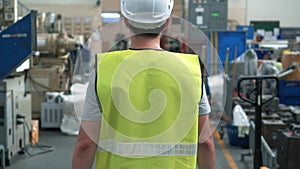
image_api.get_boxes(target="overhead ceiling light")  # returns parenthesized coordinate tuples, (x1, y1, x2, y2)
(101, 13, 120, 19)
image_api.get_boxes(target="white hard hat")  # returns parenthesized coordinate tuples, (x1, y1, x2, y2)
(121, 0, 174, 29)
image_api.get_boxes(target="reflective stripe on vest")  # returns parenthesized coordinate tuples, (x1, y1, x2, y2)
(98, 140, 197, 156)
(96, 49, 202, 169)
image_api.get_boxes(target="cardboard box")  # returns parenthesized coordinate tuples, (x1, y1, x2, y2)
(26, 66, 70, 92)
(26, 65, 70, 115)
(281, 53, 300, 80)
(281, 53, 300, 69)
(31, 92, 45, 115)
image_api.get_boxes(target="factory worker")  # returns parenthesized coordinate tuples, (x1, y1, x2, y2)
(72, 0, 215, 168)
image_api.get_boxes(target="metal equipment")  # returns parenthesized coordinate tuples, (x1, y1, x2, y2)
(277, 125, 300, 169)
(237, 75, 279, 169)
(0, 75, 31, 166)
(243, 121, 279, 169)
(25, 32, 82, 114)
(36, 33, 79, 57)
(0, 9, 36, 166)
(188, 0, 228, 31)
(262, 119, 288, 148)
(0, 2, 80, 166)
(290, 107, 300, 123)
(20, 10, 84, 115)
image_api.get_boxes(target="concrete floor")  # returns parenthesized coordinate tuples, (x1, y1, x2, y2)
(4, 129, 254, 169)
(5, 129, 77, 169)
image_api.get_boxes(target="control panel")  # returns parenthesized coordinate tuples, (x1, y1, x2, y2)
(188, 0, 228, 31)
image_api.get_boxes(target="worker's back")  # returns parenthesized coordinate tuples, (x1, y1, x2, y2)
(95, 49, 202, 169)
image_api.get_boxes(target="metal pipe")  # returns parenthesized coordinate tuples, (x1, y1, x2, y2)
(261, 136, 276, 168)
(277, 69, 294, 79)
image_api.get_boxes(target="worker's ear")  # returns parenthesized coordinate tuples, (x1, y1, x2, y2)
(124, 18, 130, 28)
(162, 18, 171, 32)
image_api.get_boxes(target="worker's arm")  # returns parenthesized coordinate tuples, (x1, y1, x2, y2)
(72, 121, 100, 169)
(197, 114, 216, 169)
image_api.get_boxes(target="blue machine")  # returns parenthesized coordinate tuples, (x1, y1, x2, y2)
(205, 31, 246, 74)
(0, 10, 37, 81)
(207, 31, 246, 62)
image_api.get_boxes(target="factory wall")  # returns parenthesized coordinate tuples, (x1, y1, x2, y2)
(228, 0, 300, 27)
(101, 0, 183, 17)
(22, 0, 299, 27)
(246, 0, 300, 27)
(228, 0, 247, 25)
(95, 0, 300, 28)
(22, 0, 102, 50)
(23, 0, 182, 17)
(21, 0, 299, 50)
(22, 0, 101, 34)
(23, 1, 100, 18)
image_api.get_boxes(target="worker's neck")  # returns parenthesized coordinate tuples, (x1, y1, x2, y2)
(130, 35, 162, 50)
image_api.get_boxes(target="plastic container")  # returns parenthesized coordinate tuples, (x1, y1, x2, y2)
(226, 125, 249, 148)
(279, 80, 300, 105)
(232, 104, 250, 126)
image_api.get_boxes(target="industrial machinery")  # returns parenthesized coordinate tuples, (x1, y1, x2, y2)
(277, 125, 300, 169)
(185, 0, 228, 58)
(36, 33, 79, 57)
(261, 119, 288, 148)
(0, 1, 85, 166)
(0, 5, 37, 165)
(0, 75, 31, 166)
(237, 75, 300, 169)
(26, 28, 83, 115)
(0, 9, 36, 81)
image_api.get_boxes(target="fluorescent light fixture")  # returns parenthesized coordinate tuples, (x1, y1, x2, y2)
(101, 13, 120, 19)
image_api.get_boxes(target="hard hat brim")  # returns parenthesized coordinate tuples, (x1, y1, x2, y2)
(128, 20, 166, 30)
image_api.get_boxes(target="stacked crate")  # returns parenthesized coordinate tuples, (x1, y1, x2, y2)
(63, 17, 73, 35)
(73, 17, 83, 35)
(83, 17, 93, 41)
(62, 17, 94, 42)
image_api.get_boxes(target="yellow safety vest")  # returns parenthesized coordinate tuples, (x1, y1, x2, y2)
(95, 49, 202, 169)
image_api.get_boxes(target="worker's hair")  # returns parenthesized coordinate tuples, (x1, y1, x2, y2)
(128, 21, 168, 38)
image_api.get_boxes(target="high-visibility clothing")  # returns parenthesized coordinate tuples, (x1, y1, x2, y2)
(95, 49, 202, 169)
